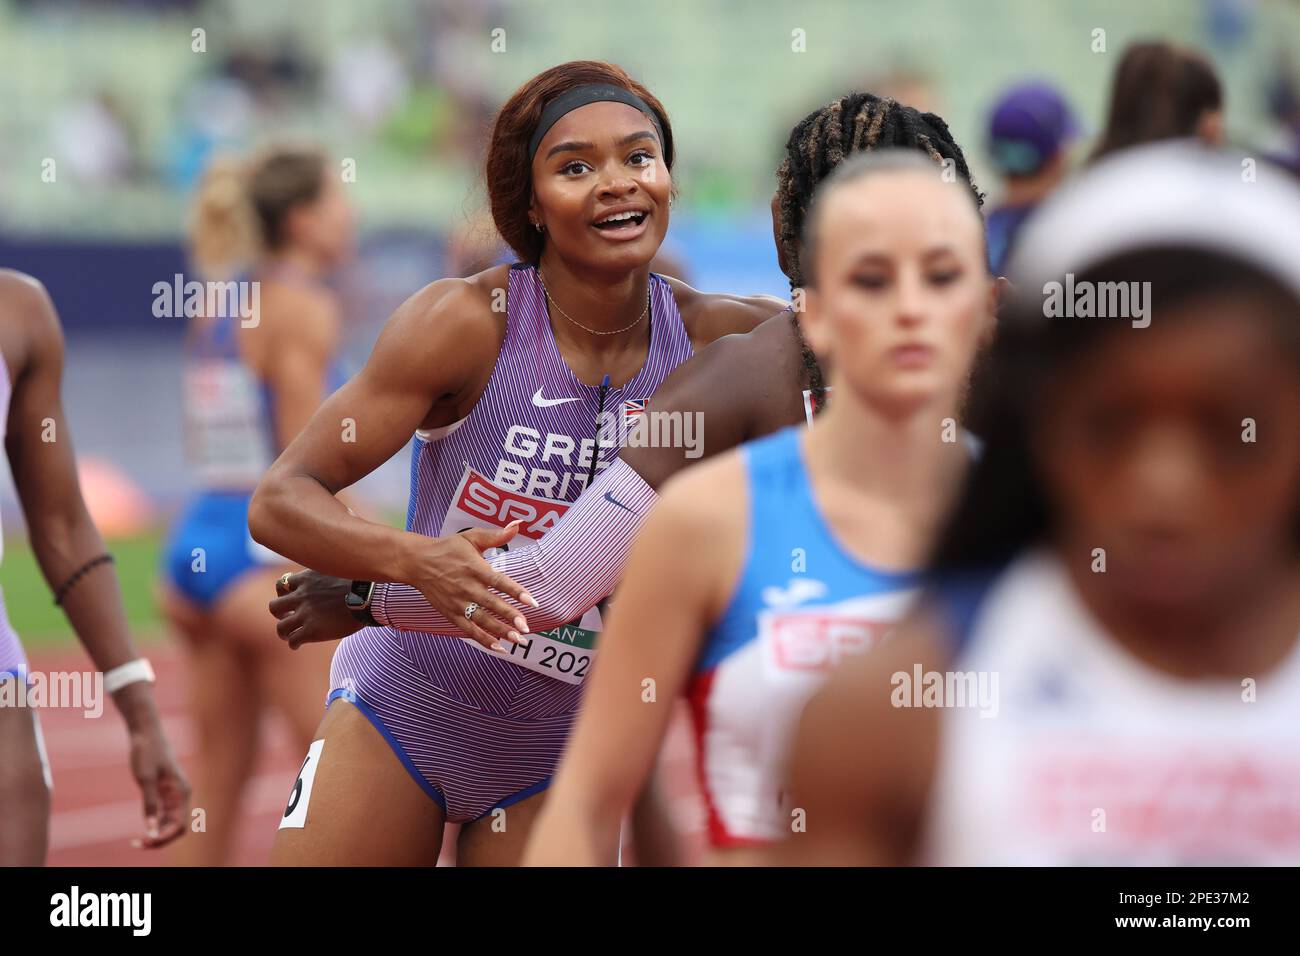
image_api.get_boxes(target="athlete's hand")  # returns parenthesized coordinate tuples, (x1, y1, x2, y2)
(270, 571, 364, 649)
(125, 717, 191, 849)
(408, 521, 538, 651)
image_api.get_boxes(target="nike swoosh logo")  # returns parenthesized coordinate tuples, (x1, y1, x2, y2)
(532, 387, 583, 408)
(604, 492, 636, 514)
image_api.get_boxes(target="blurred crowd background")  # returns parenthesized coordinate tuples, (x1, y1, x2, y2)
(1, 0, 1299, 643)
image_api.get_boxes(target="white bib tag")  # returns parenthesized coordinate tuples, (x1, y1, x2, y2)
(184, 359, 271, 488)
(279, 739, 325, 830)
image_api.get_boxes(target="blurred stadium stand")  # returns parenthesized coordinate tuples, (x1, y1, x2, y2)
(0, 0, 1298, 516)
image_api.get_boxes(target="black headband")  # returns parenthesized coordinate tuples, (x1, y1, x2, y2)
(527, 83, 666, 162)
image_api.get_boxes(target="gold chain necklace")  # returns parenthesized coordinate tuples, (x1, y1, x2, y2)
(537, 271, 650, 336)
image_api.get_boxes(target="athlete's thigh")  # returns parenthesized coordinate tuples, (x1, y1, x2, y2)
(0, 698, 50, 866)
(220, 565, 334, 745)
(457, 788, 618, 867)
(157, 580, 208, 647)
(456, 788, 549, 867)
(209, 564, 285, 652)
(270, 697, 445, 866)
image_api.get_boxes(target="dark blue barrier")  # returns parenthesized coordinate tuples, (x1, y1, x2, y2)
(0, 237, 190, 332)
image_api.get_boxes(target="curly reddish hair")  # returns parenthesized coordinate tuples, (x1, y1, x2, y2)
(486, 61, 675, 264)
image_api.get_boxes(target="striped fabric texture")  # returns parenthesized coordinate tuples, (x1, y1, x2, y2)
(329, 264, 693, 820)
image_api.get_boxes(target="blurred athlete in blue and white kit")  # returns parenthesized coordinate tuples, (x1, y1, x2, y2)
(159, 146, 353, 865)
(786, 144, 1300, 865)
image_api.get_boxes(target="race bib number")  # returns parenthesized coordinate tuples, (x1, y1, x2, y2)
(279, 739, 325, 830)
(185, 359, 271, 488)
(439, 463, 603, 685)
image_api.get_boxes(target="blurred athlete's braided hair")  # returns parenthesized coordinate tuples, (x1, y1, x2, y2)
(776, 93, 985, 412)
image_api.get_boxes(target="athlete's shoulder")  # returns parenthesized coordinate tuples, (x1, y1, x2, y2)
(0, 269, 57, 321)
(694, 306, 802, 377)
(690, 305, 794, 360)
(0, 269, 64, 359)
(462, 261, 514, 303)
(646, 309, 802, 444)
(385, 264, 510, 352)
(260, 278, 339, 351)
(661, 275, 788, 347)
(404, 262, 509, 317)
(619, 318, 784, 488)
(651, 309, 777, 399)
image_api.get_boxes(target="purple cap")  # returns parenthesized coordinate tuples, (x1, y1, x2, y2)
(987, 81, 1080, 175)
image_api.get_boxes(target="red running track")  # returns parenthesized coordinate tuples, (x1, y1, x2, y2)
(34, 641, 705, 866)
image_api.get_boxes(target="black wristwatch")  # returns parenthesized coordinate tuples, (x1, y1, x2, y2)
(345, 580, 378, 626)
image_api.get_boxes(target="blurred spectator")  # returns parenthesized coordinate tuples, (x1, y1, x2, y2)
(984, 81, 1078, 276)
(1205, 0, 1252, 52)
(219, 36, 318, 109)
(327, 37, 411, 133)
(859, 65, 940, 114)
(51, 91, 136, 185)
(418, 0, 505, 162)
(165, 33, 320, 192)
(166, 77, 256, 190)
(1092, 41, 1224, 161)
(1263, 50, 1300, 177)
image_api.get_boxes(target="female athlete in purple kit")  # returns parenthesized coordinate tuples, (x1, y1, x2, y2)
(250, 61, 784, 865)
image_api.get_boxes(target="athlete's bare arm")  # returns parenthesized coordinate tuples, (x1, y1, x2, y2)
(627, 765, 688, 866)
(0, 270, 190, 848)
(667, 278, 788, 350)
(623, 308, 803, 489)
(249, 265, 537, 649)
(522, 453, 748, 865)
(776, 613, 948, 866)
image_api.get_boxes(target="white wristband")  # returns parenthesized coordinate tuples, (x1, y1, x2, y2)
(104, 659, 155, 694)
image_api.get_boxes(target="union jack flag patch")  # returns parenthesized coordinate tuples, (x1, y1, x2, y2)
(622, 399, 649, 430)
